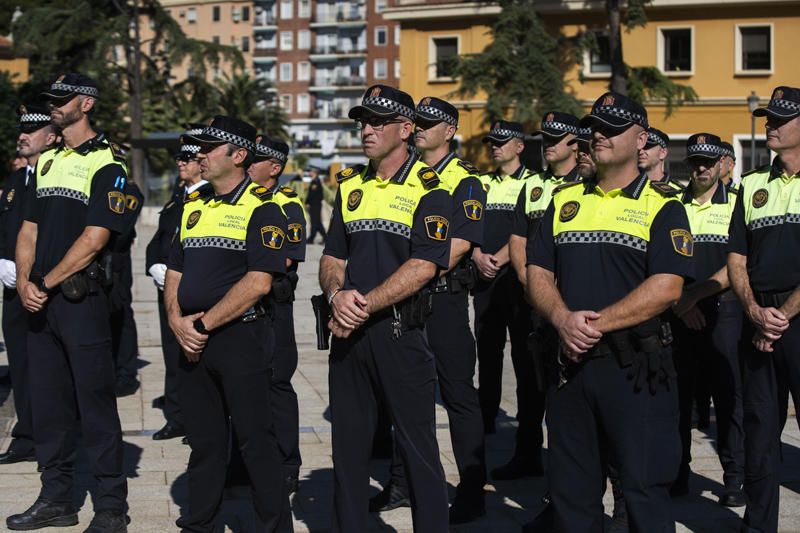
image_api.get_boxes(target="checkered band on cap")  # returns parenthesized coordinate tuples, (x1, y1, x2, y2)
(20, 113, 50, 124)
(362, 96, 415, 120)
(49, 82, 99, 97)
(577, 127, 591, 136)
(184, 127, 204, 136)
(771, 98, 800, 113)
(688, 143, 725, 156)
(541, 120, 578, 135)
(647, 131, 668, 149)
(488, 128, 524, 140)
(180, 145, 201, 155)
(593, 105, 648, 128)
(256, 144, 288, 163)
(416, 104, 457, 126)
(204, 126, 255, 152)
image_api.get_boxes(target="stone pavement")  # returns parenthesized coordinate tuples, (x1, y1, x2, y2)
(1, 215, 800, 532)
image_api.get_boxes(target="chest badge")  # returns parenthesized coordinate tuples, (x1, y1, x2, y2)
(287, 223, 303, 243)
(6, 189, 14, 203)
(186, 210, 202, 229)
(347, 189, 363, 211)
(425, 216, 449, 241)
(752, 188, 769, 208)
(261, 226, 285, 249)
(107, 191, 125, 214)
(463, 200, 483, 221)
(529, 186, 543, 203)
(41, 160, 53, 176)
(559, 201, 580, 222)
(670, 229, 694, 257)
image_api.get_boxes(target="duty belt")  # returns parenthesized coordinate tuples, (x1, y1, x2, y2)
(755, 289, 794, 308)
(241, 303, 267, 323)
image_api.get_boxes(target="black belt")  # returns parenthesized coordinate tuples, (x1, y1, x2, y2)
(241, 303, 266, 323)
(755, 289, 794, 308)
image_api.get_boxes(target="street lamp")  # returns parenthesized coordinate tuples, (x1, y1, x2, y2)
(747, 91, 760, 171)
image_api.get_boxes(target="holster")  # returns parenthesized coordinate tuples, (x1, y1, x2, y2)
(311, 294, 332, 350)
(270, 275, 295, 303)
(397, 291, 433, 328)
(97, 252, 114, 290)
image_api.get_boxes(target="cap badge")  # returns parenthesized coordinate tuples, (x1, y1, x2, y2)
(421, 97, 431, 105)
(370, 87, 381, 97)
(697, 135, 706, 144)
(774, 89, 784, 100)
(19, 105, 26, 115)
(603, 94, 615, 106)
(546, 113, 554, 122)
(493, 122, 500, 129)
(56, 74, 65, 82)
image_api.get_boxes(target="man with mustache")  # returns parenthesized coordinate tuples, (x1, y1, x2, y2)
(0, 104, 58, 467)
(527, 92, 693, 531)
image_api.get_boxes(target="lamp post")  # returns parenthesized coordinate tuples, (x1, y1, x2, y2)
(747, 91, 760, 171)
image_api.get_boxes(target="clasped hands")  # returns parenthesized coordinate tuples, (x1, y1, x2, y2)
(328, 289, 370, 339)
(553, 309, 603, 363)
(169, 311, 208, 362)
(748, 304, 789, 353)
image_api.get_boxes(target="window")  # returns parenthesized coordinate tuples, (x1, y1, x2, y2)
(394, 59, 400, 79)
(279, 94, 292, 111)
(297, 93, 310, 113)
(374, 59, 387, 80)
(665, 140, 688, 180)
(429, 36, 459, 80)
(187, 7, 196, 23)
(395, 25, 401, 46)
(736, 24, 772, 74)
(658, 27, 693, 75)
(212, 36, 220, 44)
(241, 36, 250, 52)
(298, 30, 310, 50)
(298, 61, 310, 81)
(740, 139, 770, 173)
(280, 0, 293, 19)
(299, 0, 310, 18)
(242, 6, 250, 21)
(588, 30, 611, 74)
(280, 31, 293, 50)
(280, 62, 293, 82)
(375, 26, 387, 46)
(375, 0, 387, 13)
(212, 5, 220, 21)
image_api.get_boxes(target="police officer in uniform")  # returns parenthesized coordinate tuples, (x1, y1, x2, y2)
(319, 85, 450, 532)
(669, 133, 745, 505)
(720, 141, 737, 190)
(639, 127, 681, 189)
(571, 119, 596, 180)
(368, 96, 488, 523)
(249, 135, 307, 492)
(145, 128, 208, 441)
(728, 86, 800, 533)
(305, 166, 326, 244)
(527, 92, 693, 531)
(0, 104, 58, 466)
(165, 116, 291, 532)
(8, 73, 131, 532)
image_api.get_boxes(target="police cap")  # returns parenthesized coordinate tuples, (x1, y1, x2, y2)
(482, 120, 525, 144)
(753, 86, 800, 119)
(645, 127, 669, 149)
(41, 73, 99, 100)
(586, 91, 649, 130)
(534, 111, 580, 138)
(686, 133, 725, 159)
(254, 135, 289, 163)
(415, 96, 458, 126)
(349, 85, 415, 121)
(184, 115, 256, 153)
(567, 115, 592, 146)
(720, 141, 735, 160)
(18, 103, 51, 133)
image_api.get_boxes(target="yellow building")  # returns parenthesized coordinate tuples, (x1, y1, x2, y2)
(0, 36, 29, 84)
(385, 0, 800, 177)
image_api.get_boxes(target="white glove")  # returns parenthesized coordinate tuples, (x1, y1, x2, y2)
(149, 263, 167, 290)
(0, 259, 16, 289)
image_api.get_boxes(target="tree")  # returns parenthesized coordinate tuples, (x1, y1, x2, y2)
(213, 72, 289, 139)
(0, 72, 21, 178)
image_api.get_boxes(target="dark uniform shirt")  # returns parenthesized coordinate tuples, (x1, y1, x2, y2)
(267, 185, 307, 264)
(528, 173, 694, 313)
(728, 158, 800, 293)
(0, 167, 31, 261)
(479, 164, 533, 254)
(167, 177, 288, 314)
(512, 166, 580, 238)
(109, 182, 143, 256)
(306, 177, 323, 208)
(323, 153, 452, 294)
(681, 182, 736, 289)
(25, 135, 131, 274)
(430, 152, 485, 247)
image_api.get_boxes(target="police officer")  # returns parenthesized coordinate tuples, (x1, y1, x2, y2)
(368, 96, 488, 523)
(145, 127, 208, 441)
(319, 85, 450, 532)
(720, 141, 737, 189)
(669, 133, 745, 505)
(305, 166, 327, 244)
(728, 86, 800, 533)
(165, 116, 291, 532)
(0, 104, 58, 466)
(527, 92, 693, 531)
(250, 135, 307, 492)
(571, 119, 596, 180)
(8, 73, 131, 532)
(639, 127, 681, 189)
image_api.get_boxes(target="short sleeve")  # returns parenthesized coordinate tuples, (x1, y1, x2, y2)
(322, 189, 347, 260)
(246, 202, 288, 275)
(727, 186, 747, 255)
(511, 187, 528, 237)
(527, 200, 556, 271)
(410, 188, 452, 269)
(86, 163, 129, 233)
(450, 175, 485, 246)
(167, 224, 184, 273)
(282, 201, 307, 262)
(647, 200, 695, 281)
(23, 171, 40, 224)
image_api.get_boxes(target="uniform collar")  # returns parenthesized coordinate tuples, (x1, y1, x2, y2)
(185, 179, 208, 195)
(56, 132, 107, 156)
(545, 165, 579, 182)
(431, 151, 456, 174)
(769, 157, 800, 181)
(583, 172, 649, 199)
(211, 176, 251, 204)
(491, 163, 526, 181)
(363, 152, 419, 185)
(681, 180, 729, 205)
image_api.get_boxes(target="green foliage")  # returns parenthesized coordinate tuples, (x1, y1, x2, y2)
(0, 71, 20, 177)
(214, 72, 289, 138)
(452, 0, 582, 128)
(627, 67, 697, 116)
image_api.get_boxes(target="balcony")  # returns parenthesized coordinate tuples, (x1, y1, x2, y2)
(309, 46, 368, 61)
(310, 11, 366, 28)
(253, 47, 278, 59)
(253, 14, 277, 28)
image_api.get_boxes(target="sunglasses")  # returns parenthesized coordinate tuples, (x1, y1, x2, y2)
(357, 117, 407, 131)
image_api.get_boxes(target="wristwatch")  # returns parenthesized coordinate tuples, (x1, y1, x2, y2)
(193, 318, 209, 335)
(35, 277, 52, 295)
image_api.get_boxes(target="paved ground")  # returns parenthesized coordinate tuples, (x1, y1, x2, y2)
(1, 214, 800, 532)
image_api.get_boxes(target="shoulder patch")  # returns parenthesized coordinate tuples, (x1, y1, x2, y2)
(417, 167, 440, 189)
(649, 181, 682, 197)
(278, 185, 298, 198)
(552, 180, 583, 195)
(741, 164, 769, 179)
(184, 184, 212, 203)
(457, 159, 481, 176)
(108, 142, 127, 163)
(336, 164, 365, 183)
(250, 185, 274, 201)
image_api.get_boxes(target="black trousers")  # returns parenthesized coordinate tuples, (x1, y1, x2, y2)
(307, 206, 326, 242)
(740, 314, 800, 533)
(3, 288, 33, 452)
(110, 255, 138, 381)
(673, 298, 745, 486)
(473, 267, 544, 457)
(177, 317, 290, 533)
(329, 316, 447, 533)
(547, 350, 679, 533)
(388, 290, 486, 498)
(27, 291, 127, 512)
(270, 301, 301, 475)
(157, 291, 183, 427)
